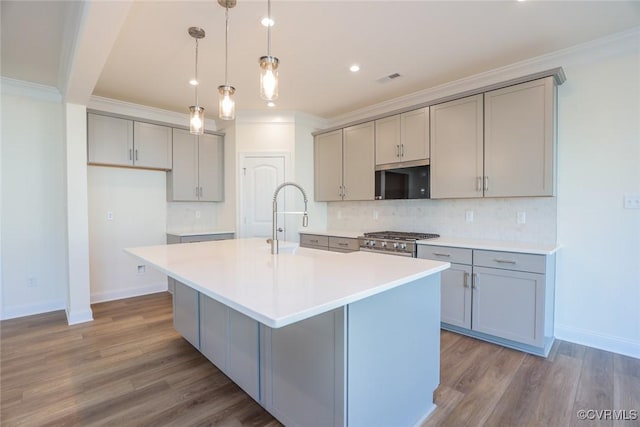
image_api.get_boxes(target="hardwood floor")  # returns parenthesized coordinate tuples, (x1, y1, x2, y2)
(1, 292, 638, 427)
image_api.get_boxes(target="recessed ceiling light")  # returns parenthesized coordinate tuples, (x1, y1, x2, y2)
(189, 79, 199, 86)
(349, 64, 360, 73)
(261, 17, 275, 27)
(267, 102, 275, 107)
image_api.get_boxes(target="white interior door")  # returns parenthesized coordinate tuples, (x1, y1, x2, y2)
(240, 154, 286, 240)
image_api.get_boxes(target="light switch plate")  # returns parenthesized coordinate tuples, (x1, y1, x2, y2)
(465, 210, 474, 223)
(517, 211, 526, 224)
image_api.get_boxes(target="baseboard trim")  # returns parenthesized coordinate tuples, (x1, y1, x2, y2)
(1, 299, 66, 320)
(555, 324, 640, 359)
(66, 308, 94, 325)
(90, 283, 168, 304)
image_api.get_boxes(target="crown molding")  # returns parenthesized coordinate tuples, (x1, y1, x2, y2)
(0, 77, 62, 103)
(328, 26, 640, 127)
(88, 95, 218, 131)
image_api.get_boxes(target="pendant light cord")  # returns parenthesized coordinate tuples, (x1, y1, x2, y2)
(267, 0, 271, 56)
(225, 4, 229, 86)
(194, 38, 199, 105)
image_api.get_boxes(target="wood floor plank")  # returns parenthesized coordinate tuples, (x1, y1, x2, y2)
(3, 292, 639, 427)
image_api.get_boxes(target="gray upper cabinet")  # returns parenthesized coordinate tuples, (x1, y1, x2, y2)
(132, 121, 172, 170)
(375, 108, 429, 166)
(484, 77, 556, 197)
(87, 113, 134, 167)
(87, 113, 172, 170)
(430, 94, 484, 199)
(314, 129, 343, 201)
(168, 128, 224, 202)
(314, 123, 374, 202)
(342, 121, 374, 201)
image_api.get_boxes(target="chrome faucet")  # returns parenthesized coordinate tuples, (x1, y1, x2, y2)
(269, 182, 309, 254)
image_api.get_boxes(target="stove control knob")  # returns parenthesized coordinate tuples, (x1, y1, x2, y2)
(362, 240, 369, 247)
(369, 240, 376, 247)
(380, 241, 387, 248)
(393, 242, 399, 249)
(400, 243, 407, 250)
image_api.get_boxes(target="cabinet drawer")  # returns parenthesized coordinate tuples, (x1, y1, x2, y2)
(329, 237, 359, 252)
(473, 250, 545, 274)
(417, 245, 472, 265)
(179, 233, 233, 243)
(300, 234, 329, 248)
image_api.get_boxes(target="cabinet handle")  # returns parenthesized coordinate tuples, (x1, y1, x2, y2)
(396, 145, 400, 157)
(135, 149, 139, 161)
(195, 187, 199, 197)
(338, 242, 348, 246)
(484, 176, 489, 192)
(463, 272, 469, 288)
(199, 187, 203, 197)
(494, 258, 516, 264)
(476, 176, 482, 192)
(310, 239, 318, 244)
(472, 273, 478, 289)
(400, 144, 404, 157)
(342, 185, 346, 198)
(433, 252, 451, 257)
(129, 149, 133, 161)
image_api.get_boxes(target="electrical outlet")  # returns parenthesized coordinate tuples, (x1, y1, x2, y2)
(107, 211, 113, 221)
(27, 277, 37, 287)
(517, 211, 526, 224)
(623, 194, 640, 209)
(137, 265, 146, 275)
(465, 210, 474, 223)
(195, 210, 201, 219)
(373, 210, 379, 220)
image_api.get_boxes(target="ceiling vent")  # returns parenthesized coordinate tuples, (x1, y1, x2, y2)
(376, 73, 402, 84)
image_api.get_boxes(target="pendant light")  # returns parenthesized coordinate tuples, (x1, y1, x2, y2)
(218, 0, 236, 120)
(188, 27, 205, 135)
(259, 0, 279, 101)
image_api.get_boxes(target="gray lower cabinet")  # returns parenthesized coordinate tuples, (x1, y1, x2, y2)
(199, 295, 260, 401)
(418, 244, 556, 357)
(173, 281, 199, 349)
(299, 233, 359, 253)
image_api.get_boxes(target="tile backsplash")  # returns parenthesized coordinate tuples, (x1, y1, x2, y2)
(327, 197, 557, 244)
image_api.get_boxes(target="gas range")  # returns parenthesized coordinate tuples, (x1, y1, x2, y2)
(358, 231, 440, 257)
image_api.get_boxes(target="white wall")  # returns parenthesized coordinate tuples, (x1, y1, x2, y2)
(1, 92, 68, 318)
(87, 166, 167, 302)
(554, 34, 639, 357)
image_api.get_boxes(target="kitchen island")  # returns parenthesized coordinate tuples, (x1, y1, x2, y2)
(126, 238, 449, 427)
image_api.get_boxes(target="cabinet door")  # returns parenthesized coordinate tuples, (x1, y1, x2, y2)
(343, 122, 374, 201)
(87, 113, 133, 166)
(472, 266, 545, 347)
(198, 133, 224, 202)
(314, 130, 343, 201)
(441, 263, 472, 329)
(199, 294, 227, 368)
(133, 121, 172, 169)
(400, 107, 429, 162)
(168, 128, 198, 201)
(375, 115, 401, 165)
(484, 77, 555, 197)
(173, 281, 199, 348)
(430, 94, 484, 199)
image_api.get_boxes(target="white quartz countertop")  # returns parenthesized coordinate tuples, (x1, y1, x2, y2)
(297, 229, 363, 239)
(126, 238, 449, 328)
(416, 237, 560, 255)
(166, 230, 235, 237)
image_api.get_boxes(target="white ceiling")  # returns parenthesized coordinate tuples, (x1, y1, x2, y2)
(2, 1, 639, 120)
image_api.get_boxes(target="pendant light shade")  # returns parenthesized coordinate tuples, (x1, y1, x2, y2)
(259, 0, 279, 101)
(187, 27, 205, 134)
(189, 105, 204, 134)
(218, 0, 236, 120)
(259, 55, 279, 101)
(218, 85, 236, 121)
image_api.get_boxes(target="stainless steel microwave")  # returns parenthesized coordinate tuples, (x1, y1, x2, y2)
(375, 160, 430, 200)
